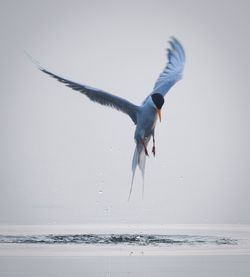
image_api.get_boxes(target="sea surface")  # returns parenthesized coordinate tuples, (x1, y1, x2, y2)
(0, 224, 249, 276)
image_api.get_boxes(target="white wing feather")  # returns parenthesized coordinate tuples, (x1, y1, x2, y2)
(152, 37, 185, 97)
(26, 53, 139, 125)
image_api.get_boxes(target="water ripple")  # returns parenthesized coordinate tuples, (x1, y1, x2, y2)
(0, 234, 237, 246)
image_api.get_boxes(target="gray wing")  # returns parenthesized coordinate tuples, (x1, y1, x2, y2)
(30, 57, 138, 124)
(152, 37, 185, 97)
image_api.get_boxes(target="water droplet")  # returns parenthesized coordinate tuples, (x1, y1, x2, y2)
(99, 190, 103, 194)
(98, 171, 103, 177)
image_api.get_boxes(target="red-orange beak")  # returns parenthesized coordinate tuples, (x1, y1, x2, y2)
(157, 109, 162, 122)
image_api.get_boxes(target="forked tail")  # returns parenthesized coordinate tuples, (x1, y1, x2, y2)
(128, 143, 147, 201)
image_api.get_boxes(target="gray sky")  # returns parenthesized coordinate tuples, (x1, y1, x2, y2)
(0, 0, 250, 225)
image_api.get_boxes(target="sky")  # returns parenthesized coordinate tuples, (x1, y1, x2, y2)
(0, 0, 250, 225)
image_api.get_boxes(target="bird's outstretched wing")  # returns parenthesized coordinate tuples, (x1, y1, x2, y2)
(152, 37, 185, 97)
(27, 54, 138, 124)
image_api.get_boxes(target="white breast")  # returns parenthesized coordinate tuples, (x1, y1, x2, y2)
(134, 97, 157, 142)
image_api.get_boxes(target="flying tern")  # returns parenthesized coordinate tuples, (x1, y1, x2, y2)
(28, 37, 185, 200)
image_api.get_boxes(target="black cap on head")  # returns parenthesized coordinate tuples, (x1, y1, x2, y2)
(151, 93, 164, 109)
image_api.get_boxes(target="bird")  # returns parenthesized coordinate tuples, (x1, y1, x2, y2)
(27, 37, 185, 200)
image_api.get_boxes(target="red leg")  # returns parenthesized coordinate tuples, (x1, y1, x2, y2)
(141, 139, 149, 156)
(152, 137, 156, 156)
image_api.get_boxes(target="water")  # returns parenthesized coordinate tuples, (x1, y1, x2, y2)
(0, 225, 249, 276)
(0, 233, 237, 246)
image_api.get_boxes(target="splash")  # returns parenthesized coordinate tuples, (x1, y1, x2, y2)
(0, 234, 237, 246)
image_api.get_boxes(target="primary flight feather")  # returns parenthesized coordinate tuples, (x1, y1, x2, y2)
(29, 37, 185, 200)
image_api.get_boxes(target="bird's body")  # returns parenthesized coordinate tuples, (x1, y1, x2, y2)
(130, 98, 157, 199)
(135, 98, 158, 142)
(28, 37, 185, 199)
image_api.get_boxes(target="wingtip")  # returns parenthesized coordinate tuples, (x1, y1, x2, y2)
(167, 36, 186, 60)
(24, 50, 43, 71)
(169, 35, 177, 42)
(169, 36, 181, 44)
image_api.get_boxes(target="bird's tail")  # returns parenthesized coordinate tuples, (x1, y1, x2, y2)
(128, 142, 147, 201)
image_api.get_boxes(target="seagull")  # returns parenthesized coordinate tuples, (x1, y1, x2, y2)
(27, 37, 185, 200)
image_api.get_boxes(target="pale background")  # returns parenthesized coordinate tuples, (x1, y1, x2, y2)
(0, 0, 249, 224)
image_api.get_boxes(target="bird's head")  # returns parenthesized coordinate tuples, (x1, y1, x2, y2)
(151, 93, 164, 122)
